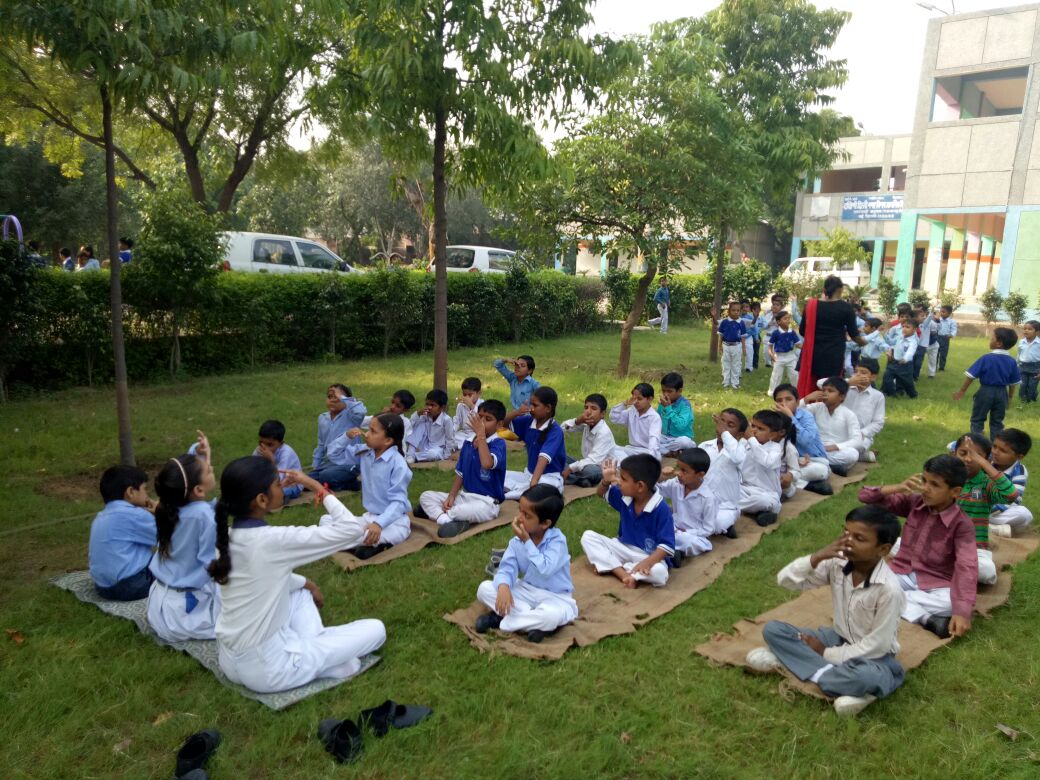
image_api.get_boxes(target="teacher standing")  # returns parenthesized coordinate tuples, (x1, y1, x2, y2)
(796, 275, 865, 398)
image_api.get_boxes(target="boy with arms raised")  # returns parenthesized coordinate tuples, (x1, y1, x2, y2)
(747, 505, 905, 717)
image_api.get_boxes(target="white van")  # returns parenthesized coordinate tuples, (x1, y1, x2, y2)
(782, 256, 868, 289)
(221, 232, 355, 275)
(444, 245, 516, 273)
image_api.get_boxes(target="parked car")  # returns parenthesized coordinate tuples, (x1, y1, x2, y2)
(443, 245, 516, 273)
(781, 256, 868, 289)
(221, 232, 355, 275)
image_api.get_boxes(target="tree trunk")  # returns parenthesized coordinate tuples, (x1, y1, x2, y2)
(102, 85, 135, 466)
(615, 249, 657, 377)
(708, 222, 728, 364)
(432, 102, 449, 390)
(170, 313, 181, 377)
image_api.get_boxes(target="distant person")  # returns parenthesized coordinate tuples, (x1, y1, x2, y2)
(26, 240, 46, 268)
(60, 247, 75, 272)
(76, 245, 100, 272)
(647, 277, 670, 334)
(118, 237, 134, 264)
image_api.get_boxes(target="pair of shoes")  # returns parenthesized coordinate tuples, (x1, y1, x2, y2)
(754, 511, 778, 527)
(923, 615, 951, 639)
(485, 547, 506, 577)
(318, 719, 363, 764)
(352, 543, 392, 560)
(745, 647, 780, 673)
(833, 694, 877, 717)
(527, 627, 559, 643)
(724, 525, 738, 539)
(412, 502, 429, 519)
(989, 523, 1013, 538)
(437, 520, 470, 538)
(359, 700, 434, 737)
(671, 550, 685, 568)
(475, 611, 502, 634)
(830, 463, 849, 478)
(174, 729, 221, 778)
(862, 450, 877, 463)
(804, 479, 834, 496)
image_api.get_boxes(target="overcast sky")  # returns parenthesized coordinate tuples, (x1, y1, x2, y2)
(589, 0, 1020, 136)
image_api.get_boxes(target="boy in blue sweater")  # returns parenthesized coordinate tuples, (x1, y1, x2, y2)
(88, 465, 157, 600)
(953, 327, 1021, 438)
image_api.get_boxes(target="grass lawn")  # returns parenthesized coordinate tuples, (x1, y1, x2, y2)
(1, 324, 1038, 779)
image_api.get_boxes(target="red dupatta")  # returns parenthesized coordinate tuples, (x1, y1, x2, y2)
(796, 296, 819, 399)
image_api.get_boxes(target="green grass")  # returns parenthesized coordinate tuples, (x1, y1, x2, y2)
(2, 325, 1039, 779)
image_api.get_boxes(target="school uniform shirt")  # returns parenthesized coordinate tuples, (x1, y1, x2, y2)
(347, 443, 413, 527)
(313, 398, 367, 468)
(994, 461, 1028, 511)
(804, 402, 862, 451)
(561, 417, 616, 473)
(883, 328, 900, 348)
(657, 479, 719, 538)
(1019, 337, 1040, 365)
(700, 432, 746, 508)
(492, 527, 573, 594)
(790, 407, 827, 459)
(742, 439, 782, 496)
(717, 317, 747, 344)
(966, 350, 1021, 387)
(890, 333, 918, 363)
(605, 485, 676, 561)
(860, 330, 886, 360)
(959, 470, 1017, 550)
(757, 312, 775, 337)
(456, 434, 507, 502)
(741, 312, 759, 339)
(452, 399, 484, 442)
(657, 396, 694, 439)
(511, 415, 567, 474)
(363, 413, 413, 442)
(406, 410, 456, 453)
(493, 359, 541, 409)
(777, 555, 904, 662)
(769, 328, 801, 354)
(917, 320, 933, 349)
(858, 487, 977, 619)
(88, 500, 158, 588)
(253, 443, 303, 499)
(937, 317, 958, 337)
(149, 500, 216, 589)
(608, 403, 663, 459)
(843, 386, 886, 441)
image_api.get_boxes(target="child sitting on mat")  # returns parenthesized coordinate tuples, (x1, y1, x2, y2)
(254, 420, 304, 501)
(561, 393, 616, 488)
(89, 464, 157, 601)
(503, 386, 567, 500)
(581, 454, 675, 588)
(474, 484, 577, 644)
(657, 447, 719, 563)
(989, 428, 1033, 535)
(699, 408, 748, 538)
(417, 400, 508, 538)
(746, 505, 906, 718)
(452, 377, 484, 449)
(406, 389, 455, 463)
(609, 382, 663, 461)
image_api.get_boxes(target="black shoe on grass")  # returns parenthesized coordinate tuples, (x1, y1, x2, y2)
(475, 612, 502, 634)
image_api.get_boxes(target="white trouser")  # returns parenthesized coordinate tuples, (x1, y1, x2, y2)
(419, 490, 500, 525)
(580, 531, 669, 586)
(218, 588, 386, 693)
(782, 482, 797, 500)
(826, 447, 860, 470)
(660, 434, 696, 453)
(454, 431, 475, 449)
(408, 444, 451, 463)
(504, 469, 564, 500)
(613, 444, 660, 462)
(722, 343, 743, 387)
(321, 511, 410, 547)
(744, 337, 755, 370)
(977, 548, 997, 586)
(767, 352, 799, 395)
(147, 579, 220, 642)
(800, 457, 830, 483)
(858, 436, 875, 459)
(991, 504, 1033, 528)
(739, 485, 781, 515)
(763, 332, 775, 366)
(895, 571, 952, 623)
(674, 529, 713, 556)
(648, 304, 669, 333)
(715, 504, 739, 534)
(476, 579, 578, 632)
(926, 342, 939, 377)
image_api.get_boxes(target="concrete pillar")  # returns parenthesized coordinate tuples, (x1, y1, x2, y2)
(944, 227, 965, 292)
(960, 232, 981, 297)
(790, 238, 802, 264)
(871, 240, 884, 287)
(973, 236, 995, 296)
(995, 209, 1020, 295)
(893, 211, 919, 302)
(991, 240, 1002, 288)
(922, 220, 946, 296)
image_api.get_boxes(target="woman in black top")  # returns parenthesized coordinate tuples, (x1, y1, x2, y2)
(797, 275, 865, 395)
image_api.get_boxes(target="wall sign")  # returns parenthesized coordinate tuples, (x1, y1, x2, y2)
(841, 194, 903, 221)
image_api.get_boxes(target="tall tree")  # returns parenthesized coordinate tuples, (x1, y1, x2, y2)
(329, 0, 623, 389)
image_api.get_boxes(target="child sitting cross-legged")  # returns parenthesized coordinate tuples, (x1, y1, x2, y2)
(581, 454, 675, 588)
(657, 447, 720, 564)
(859, 455, 977, 639)
(363, 389, 415, 443)
(657, 372, 696, 455)
(773, 383, 832, 496)
(801, 377, 863, 477)
(610, 382, 663, 461)
(254, 419, 304, 501)
(405, 389, 455, 463)
(310, 384, 366, 491)
(989, 428, 1033, 536)
(841, 357, 885, 463)
(89, 464, 157, 600)
(503, 386, 567, 500)
(452, 377, 484, 449)
(417, 400, 508, 538)
(561, 393, 616, 488)
(738, 410, 787, 527)
(474, 484, 577, 643)
(746, 505, 906, 718)
(699, 408, 749, 538)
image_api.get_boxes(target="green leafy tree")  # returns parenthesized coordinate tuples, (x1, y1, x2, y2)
(804, 227, 871, 271)
(0, 241, 40, 402)
(979, 287, 1004, 330)
(940, 288, 965, 311)
(331, 0, 621, 388)
(1003, 291, 1028, 327)
(725, 259, 774, 303)
(874, 276, 902, 318)
(907, 289, 932, 311)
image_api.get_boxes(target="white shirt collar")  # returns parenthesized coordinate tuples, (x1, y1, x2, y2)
(621, 488, 664, 513)
(990, 349, 1011, 356)
(532, 416, 553, 431)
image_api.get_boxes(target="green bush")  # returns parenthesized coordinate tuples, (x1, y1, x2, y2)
(1003, 291, 1028, 326)
(939, 288, 964, 311)
(907, 289, 932, 310)
(978, 287, 1004, 327)
(874, 276, 902, 318)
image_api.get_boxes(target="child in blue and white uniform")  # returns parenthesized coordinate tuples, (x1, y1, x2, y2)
(953, 327, 1021, 438)
(475, 484, 577, 642)
(310, 384, 367, 490)
(741, 301, 757, 372)
(503, 386, 567, 500)
(989, 428, 1033, 535)
(718, 301, 748, 389)
(89, 465, 157, 600)
(773, 384, 831, 491)
(406, 389, 455, 463)
(1019, 320, 1040, 404)
(254, 419, 303, 501)
(767, 310, 802, 395)
(148, 432, 220, 641)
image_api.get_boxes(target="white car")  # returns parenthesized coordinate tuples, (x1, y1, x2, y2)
(444, 245, 516, 273)
(221, 231, 355, 275)
(782, 256, 868, 289)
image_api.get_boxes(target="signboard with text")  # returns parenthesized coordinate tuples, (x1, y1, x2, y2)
(841, 194, 903, 221)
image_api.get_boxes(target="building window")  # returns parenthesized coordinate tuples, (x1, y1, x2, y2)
(931, 66, 1029, 121)
(890, 165, 907, 192)
(818, 167, 882, 194)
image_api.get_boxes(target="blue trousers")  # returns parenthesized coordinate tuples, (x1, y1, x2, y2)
(96, 565, 153, 601)
(1020, 363, 1039, 403)
(912, 348, 925, 380)
(936, 335, 951, 370)
(309, 464, 360, 492)
(762, 620, 905, 699)
(882, 361, 917, 398)
(970, 384, 1008, 438)
(564, 456, 602, 487)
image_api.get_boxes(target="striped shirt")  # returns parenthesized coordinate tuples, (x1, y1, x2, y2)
(958, 471, 1017, 549)
(993, 461, 1028, 512)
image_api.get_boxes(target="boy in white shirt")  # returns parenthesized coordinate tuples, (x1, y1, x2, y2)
(561, 393, 616, 487)
(699, 408, 747, 538)
(739, 410, 786, 527)
(609, 383, 663, 461)
(841, 358, 885, 463)
(405, 389, 455, 463)
(657, 447, 720, 563)
(452, 377, 484, 449)
(802, 377, 863, 476)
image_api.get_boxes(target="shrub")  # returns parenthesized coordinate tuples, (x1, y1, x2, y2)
(907, 289, 932, 310)
(978, 287, 1004, 327)
(1003, 291, 1028, 326)
(724, 259, 774, 304)
(939, 288, 964, 311)
(874, 276, 902, 318)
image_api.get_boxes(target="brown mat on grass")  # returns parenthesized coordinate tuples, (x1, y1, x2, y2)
(443, 465, 873, 659)
(332, 485, 599, 571)
(694, 530, 1040, 700)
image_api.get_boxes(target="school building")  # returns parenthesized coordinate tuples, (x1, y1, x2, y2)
(793, 3, 1040, 304)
